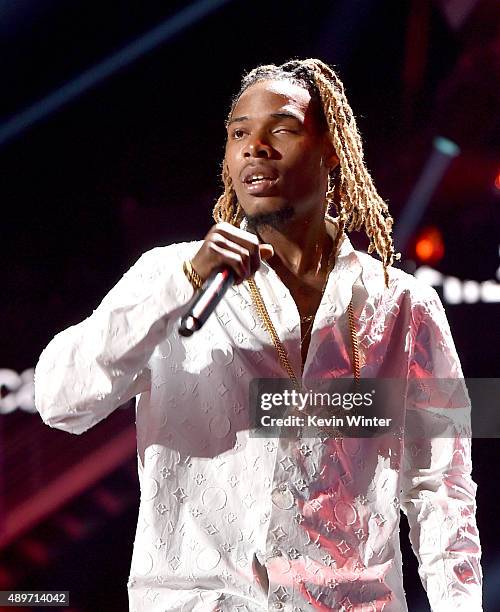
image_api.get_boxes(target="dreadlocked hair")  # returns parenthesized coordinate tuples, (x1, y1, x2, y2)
(212, 58, 400, 286)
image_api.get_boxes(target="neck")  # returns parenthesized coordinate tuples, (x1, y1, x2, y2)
(256, 210, 332, 277)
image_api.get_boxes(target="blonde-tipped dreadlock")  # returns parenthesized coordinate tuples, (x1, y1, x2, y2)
(212, 58, 400, 286)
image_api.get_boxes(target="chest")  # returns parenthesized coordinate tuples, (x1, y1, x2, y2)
(272, 264, 327, 316)
(278, 273, 328, 371)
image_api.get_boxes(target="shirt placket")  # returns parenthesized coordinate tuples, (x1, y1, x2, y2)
(258, 252, 365, 609)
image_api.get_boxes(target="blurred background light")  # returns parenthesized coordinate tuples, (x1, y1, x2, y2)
(414, 225, 446, 264)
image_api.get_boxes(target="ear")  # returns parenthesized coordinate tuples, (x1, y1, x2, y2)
(321, 134, 339, 171)
(326, 151, 339, 172)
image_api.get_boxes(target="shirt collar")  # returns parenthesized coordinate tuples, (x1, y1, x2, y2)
(324, 217, 384, 300)
(324, 217, 365, 313)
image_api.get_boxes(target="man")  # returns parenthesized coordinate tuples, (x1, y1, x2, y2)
(35, 59, 482, 611)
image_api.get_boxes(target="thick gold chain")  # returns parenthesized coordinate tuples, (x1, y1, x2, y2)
(347, 301, 360, 380)
(247, 276, 301, 387)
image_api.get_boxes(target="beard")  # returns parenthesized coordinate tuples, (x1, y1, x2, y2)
(243, 205, 295, 233)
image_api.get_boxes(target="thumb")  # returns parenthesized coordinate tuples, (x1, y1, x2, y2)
(259, 244, 274, 260)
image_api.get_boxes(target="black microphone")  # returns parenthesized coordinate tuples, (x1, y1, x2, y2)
(178, 267, 235, 337)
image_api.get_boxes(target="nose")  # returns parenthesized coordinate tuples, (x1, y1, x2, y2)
(243, 133, 272, 158)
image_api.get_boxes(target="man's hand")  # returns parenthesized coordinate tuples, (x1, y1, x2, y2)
(191, 222, 274, 285)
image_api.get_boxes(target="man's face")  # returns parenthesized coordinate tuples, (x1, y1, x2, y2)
(225, 79, 337, 225)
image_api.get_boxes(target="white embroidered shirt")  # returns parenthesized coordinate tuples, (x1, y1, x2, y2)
(34, 219, 482, 611)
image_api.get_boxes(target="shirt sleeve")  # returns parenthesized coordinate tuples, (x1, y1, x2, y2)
(34, 244, 195, 435)
(400, 285, 482, 611)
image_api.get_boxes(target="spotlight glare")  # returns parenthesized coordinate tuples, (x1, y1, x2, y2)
(433, 136, 460, 157)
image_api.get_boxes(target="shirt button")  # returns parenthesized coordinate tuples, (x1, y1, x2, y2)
(278, 483, 287, 491)
(274, 603, 283, 610)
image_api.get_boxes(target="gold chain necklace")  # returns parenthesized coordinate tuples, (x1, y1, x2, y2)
(298, 243, 336, 344)
(244, 227, 361, 438)
(246, 269, 360, 387)
(247, 273, 360, 439)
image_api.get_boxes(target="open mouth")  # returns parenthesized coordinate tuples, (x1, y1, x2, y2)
(244, 178, 278, 193)
(244, 174, 275, 185)
(243, 174, 279, 194)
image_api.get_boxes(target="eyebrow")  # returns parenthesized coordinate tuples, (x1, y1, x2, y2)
(226, 112, 303, 127)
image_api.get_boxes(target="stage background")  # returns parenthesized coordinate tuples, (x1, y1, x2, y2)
(1, 1, 498, 610)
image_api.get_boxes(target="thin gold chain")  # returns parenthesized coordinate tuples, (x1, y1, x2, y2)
(299, 243, 336, 343)
(246, 277, 360, 387)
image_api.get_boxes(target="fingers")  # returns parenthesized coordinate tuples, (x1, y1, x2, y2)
(213, 223, 262, 275)
(191, 222, 274, 285)
(206, 236, 250, 282)
(259, 244, 274, 260)
(216, 221, 260, 245)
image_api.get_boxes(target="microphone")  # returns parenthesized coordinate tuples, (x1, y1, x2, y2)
(178, 267, 235, 336)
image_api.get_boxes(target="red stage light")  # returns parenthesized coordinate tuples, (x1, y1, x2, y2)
(495, 169, 500, 191)
(415, 227, 445, 264)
